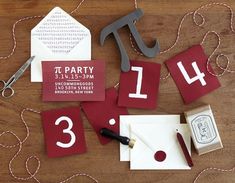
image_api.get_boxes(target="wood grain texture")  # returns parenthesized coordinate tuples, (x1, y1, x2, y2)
(0, 0, 235, 182)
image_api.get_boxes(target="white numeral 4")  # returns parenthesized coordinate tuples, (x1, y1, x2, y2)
(129, 66, 148, 99)
(177, 61, 206, 86)
(55, 116, 76, 148)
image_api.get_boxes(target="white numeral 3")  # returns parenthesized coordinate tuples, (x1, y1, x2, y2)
(55, 116, 76, 148)
(177, 61, 206, 86)
(129, 66, 148, 99)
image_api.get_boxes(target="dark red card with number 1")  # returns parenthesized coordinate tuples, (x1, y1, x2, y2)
(42, 61, 105, 101)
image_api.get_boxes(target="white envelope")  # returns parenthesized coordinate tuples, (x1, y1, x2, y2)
(130, 123, 191, 170)
(31, 7, 91, 82)
(119, 115, 180, 161)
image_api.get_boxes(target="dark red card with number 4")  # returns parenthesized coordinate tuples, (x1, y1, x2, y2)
(165, 45, 220, 104)
(118, 60, 161, 109)
(42, 61, 105, 101)
(41, 107, 87, 158)
(81, 88, 128, 145)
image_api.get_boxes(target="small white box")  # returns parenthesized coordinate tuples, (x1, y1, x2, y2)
(184, 105, 223, 155)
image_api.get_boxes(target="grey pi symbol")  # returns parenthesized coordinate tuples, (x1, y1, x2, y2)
(100, 8, 160, 72)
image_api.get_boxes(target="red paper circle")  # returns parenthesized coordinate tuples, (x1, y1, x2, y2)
(154, 151, 167, 162)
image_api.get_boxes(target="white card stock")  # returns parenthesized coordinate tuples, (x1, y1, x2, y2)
(130, 123, 191, 170)
(119, 115, 180, 161)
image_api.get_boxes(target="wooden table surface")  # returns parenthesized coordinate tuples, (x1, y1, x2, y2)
(0, 0, 235, 182)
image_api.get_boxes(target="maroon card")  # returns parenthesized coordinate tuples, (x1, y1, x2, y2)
(41, 107, 87, 158)
(165, 45, 221, 104)
(42, 61, 105, 101)
(118, 60, 161, 109)
(81, 88, 128, 145)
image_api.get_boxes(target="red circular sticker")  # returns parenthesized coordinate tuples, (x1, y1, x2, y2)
(154, 150, 167, 162)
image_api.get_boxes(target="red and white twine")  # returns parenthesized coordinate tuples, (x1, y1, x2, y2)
(0, 0, 86, 60)
(193, 166, 235, 183)
(0, 0, 234, 182)
(131, 2, 235, 79)
(0, 108, 98, 183)
(0, 2, 99, 182)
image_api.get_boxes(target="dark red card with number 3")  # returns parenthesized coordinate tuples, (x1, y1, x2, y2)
(41, 107, 87, 158)
(42, 61, 105, 101)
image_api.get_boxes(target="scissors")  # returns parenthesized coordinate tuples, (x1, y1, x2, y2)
(0, 56, 35, 98)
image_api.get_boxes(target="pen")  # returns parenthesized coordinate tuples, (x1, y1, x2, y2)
(176, 132, 194, 167)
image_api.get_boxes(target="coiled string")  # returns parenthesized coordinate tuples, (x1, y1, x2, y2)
(0, 0, 86, 60)
(130, 2, 235, 79)
(0, 108, 98, 183)
(0, 1, 99, 182)
(0, 1, 234, 182)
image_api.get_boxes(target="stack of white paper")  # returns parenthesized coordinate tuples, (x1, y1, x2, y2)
(120, 115, 191, 170)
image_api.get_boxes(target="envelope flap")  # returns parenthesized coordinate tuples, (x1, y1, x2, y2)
(130, 123, 175, 151)
(130, 123, 191, 170)
(131, 123, 190, 149)
(68, 35, 91, 57)
(119, 115, 136, 137)
(119, 115, 181, 162)
(31, 6, 90, 55)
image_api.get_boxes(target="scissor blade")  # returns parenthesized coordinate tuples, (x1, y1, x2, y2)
(14, 56, 35, 80)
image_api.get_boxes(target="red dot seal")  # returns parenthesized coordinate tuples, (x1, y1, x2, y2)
(154, 150, 167, 162)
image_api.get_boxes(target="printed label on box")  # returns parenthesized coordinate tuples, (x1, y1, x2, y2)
(191, 115, 217, 144)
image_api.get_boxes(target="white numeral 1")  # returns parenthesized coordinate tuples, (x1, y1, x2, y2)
(129, 66, 147, 99)
(55, 116, 76, 148)
(177, 61, 206, 86)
